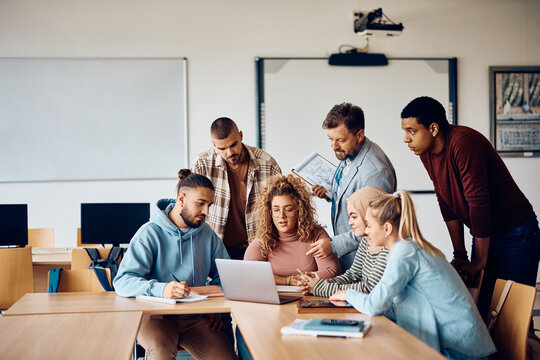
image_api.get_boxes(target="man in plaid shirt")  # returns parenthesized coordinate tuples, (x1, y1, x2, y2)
(191, 117, 281, 259)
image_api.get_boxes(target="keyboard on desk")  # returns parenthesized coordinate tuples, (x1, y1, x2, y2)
(31, 247, 73, 255)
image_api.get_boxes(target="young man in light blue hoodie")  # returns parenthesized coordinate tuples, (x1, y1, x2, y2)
(114, 170, 237, 360)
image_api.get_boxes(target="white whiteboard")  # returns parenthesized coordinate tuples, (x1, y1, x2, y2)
(257, 58, 456, 192)
(0, 58, 188, 182)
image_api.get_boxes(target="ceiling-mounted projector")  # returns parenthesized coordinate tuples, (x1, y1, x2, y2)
(328, 8, 402, 66)
(354, 8, 404, 37)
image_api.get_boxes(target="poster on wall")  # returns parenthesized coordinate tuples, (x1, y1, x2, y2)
(490, 66, 540, 156)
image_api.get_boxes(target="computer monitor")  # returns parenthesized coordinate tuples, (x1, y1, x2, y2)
(0, 204, 28, 247)
(81, 203, 150, 246)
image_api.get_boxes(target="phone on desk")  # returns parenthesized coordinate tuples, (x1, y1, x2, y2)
(320, 319, 361, 326)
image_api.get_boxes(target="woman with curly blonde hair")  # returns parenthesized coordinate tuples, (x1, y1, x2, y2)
(244, 174, 340, 285)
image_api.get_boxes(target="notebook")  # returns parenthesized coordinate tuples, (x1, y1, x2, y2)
(215, 259, 303, 305)
(136, 293, 207, 304)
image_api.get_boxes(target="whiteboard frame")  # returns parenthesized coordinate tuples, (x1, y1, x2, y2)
(0, 57, 189, 183)
(255, 57, 458, 194)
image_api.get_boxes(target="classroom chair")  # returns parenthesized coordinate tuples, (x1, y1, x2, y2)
(467, 269, 484, 304)
(71, 248, 123, 270)
(0, 247, 34, 309)
(28, 227, 55, 248)
(487, 279, 536, 360)
(76, 227, 101, 248)
(48, 268, 111, 293)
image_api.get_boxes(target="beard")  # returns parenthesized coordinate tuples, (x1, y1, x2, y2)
(226, 154, 240, 165)
(334, 150, 347, 160)
(334, 138, 362, 160)
(180, 206, 205, 228)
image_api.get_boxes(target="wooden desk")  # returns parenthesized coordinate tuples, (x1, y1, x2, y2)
(32, 253, 72, 293)
(3, 292, 234, 316)
(5, 292, 445, 359)
(231, 301, 446, 360)
(0, 311, 142, 360)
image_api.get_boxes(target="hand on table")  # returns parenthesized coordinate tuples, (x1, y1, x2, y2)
(329, 290, 347, 302)
(297, 271, 320, 295)
(287, 274, 306, 286)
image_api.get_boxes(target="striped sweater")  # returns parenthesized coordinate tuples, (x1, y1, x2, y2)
(312, 237, 388, 297)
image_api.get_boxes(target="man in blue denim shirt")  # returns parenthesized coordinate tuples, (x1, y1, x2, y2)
(310, 102, 396, 270)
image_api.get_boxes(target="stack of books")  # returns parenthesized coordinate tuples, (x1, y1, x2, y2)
(281, 318, 371, 338)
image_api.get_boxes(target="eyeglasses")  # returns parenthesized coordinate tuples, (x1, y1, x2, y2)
(271, 208, 298, 217)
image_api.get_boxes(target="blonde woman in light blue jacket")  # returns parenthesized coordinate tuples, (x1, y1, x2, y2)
(330, 190, 496, 360)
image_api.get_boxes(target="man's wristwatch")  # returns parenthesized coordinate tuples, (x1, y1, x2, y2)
(452, 250, 468, 259)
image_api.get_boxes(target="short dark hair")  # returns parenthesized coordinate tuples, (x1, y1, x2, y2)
(210, 117, 238, 139)
(176, 169, 214, 194)
(400, 96, 449, 133)
(322, 103, 365, 134)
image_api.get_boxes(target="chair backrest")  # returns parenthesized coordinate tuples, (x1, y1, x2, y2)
(49, 268, 111, 293)
(76, 227, 100, 248)
(71, 248, 123, 270)
(0, 247, 34, 309)
(467, 269, 484, 304)
(488, 279, 536, 360)
(28, 228, 55, 248)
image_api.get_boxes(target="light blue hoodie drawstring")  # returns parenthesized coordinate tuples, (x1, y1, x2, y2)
(179, 229, 183, 265)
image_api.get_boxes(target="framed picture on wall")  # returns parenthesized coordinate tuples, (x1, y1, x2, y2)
(489, 66, 540, 156)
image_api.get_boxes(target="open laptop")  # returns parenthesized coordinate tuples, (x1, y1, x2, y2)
(215, 259, 303, 305)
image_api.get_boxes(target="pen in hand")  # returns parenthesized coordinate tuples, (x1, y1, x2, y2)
(170, 272, 191, 297)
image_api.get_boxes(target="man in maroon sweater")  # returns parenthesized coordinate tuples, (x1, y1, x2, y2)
(400, 96, 539, 320)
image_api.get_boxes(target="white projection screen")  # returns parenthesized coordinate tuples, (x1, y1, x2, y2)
(0, 58, 188, 182)
(256, 57, 457, 193)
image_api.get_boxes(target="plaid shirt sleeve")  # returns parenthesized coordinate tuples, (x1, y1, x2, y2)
(191, 149, 230, 240)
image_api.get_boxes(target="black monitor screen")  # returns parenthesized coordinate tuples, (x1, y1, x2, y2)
(0, 204, 28, 247)
(81, 203, 150, 246)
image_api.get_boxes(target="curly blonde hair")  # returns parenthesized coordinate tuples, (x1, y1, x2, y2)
(254, 174, 323, 257)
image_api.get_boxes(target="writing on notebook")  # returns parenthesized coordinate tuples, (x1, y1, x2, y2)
(136, 293, 208, 304)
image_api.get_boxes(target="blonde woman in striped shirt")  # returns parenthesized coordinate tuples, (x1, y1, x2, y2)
(299, 186, 389, 296)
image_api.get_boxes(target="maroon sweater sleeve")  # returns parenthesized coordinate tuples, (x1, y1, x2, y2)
(450, 132, 492, 237)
